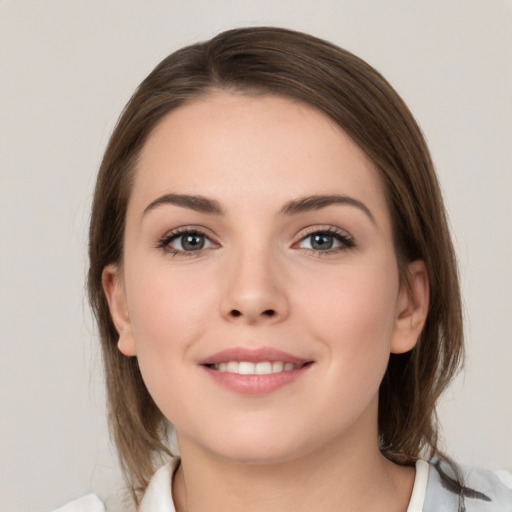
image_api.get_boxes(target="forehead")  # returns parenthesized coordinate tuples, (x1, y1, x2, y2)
(131, 91, 389, 221)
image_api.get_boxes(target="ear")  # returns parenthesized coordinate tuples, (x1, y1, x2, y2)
(102, 264, 137, 357)
(390, 260, 429, 354)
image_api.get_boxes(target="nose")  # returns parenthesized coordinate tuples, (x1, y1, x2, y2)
(219, 246, 290, 325)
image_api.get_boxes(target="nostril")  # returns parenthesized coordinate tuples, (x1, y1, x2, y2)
(229, 309, 276, 318)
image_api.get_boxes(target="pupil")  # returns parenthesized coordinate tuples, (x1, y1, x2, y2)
(312, 234, 333, 250)
(182, 234, 204, 251)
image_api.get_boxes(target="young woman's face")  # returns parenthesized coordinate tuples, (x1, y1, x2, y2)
(104, 92, 427, 464)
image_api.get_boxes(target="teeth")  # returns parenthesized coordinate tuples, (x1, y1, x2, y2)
(239, 362, 256, 375)
(226, 361, 238, 373)
(272, 361, 284, 373)
(213, 361, 300, 375)
(255, 361, 272, 375)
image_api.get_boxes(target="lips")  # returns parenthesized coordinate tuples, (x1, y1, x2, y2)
(199, 347, 313, 394)
(199, 346, 310, 366)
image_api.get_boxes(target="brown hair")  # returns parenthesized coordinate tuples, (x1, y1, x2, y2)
(88, 26, 464, 503)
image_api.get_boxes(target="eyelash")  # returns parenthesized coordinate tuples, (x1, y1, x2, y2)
(294, 227, 355, 256)
(156, 226, 355, 257)
(156, 227, 217, 257)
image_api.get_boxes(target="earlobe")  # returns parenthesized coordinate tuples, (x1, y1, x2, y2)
(390, 260, 430, 354)
(102, 264, 137, 357)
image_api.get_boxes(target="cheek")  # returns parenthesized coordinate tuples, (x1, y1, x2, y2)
(123, 266, 217, 425)
(123, 261, 215, 382)
(126, 259, 213, 343)
(302, 261, 399, 377)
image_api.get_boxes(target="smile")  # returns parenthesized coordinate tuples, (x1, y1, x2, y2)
(210, 361, 303, 374)
(199, 347, 313, 394)
(200, 347, 313, 394)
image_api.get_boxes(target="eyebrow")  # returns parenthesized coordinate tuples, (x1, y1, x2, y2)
(142, 193, 225, 217)
(279, 194, 375, 224)
(142, 192, 375, 224)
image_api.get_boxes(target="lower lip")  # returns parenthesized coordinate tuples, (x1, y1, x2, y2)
(202, 364, 312, 395)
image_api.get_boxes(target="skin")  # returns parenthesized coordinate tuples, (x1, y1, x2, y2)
(103, 91, 429, 512)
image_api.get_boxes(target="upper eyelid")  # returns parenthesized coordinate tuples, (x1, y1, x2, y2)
(159, 225, 351, 236)
(295, 225, 353, 240)
(161, 225, 216, 239)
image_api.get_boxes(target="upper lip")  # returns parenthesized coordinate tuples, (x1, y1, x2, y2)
(198, 347, 311, 366)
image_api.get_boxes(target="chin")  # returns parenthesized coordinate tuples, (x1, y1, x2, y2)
(214, 442, 304, 466)
(192, 423, 322, 466)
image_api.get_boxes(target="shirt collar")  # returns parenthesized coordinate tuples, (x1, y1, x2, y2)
(139, 458, 180, 512)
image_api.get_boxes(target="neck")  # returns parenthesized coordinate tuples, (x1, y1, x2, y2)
(172, 419, 415, 512)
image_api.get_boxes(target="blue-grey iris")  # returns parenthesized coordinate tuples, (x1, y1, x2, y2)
(311, 234, 334, 250)
(181, 234, 205, 251)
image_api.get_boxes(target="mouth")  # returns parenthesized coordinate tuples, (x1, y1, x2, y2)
(199, 347, 314, 394)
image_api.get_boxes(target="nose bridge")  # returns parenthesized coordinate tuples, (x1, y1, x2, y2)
(219, 237, 288, 324)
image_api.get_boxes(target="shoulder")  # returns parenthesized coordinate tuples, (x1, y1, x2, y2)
(424, 457, 512, 511)
(50, 494, 106, 512)
(49, 458, 179, 512)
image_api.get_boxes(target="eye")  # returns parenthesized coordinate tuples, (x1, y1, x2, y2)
(296, 229, 354, 253)
(158, 229, 216, 255)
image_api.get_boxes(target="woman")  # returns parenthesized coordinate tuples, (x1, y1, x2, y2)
(58, 27, 511, 511)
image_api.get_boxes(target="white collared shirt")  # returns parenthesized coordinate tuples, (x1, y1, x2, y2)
(52, 457, 512, 512)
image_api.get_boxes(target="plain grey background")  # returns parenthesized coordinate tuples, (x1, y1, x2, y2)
(1, 1, 511, 511)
